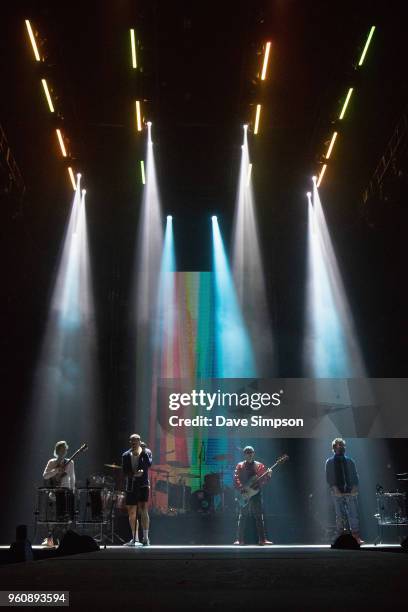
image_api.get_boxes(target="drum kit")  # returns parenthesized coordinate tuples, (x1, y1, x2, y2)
(149, 453, 237, 515)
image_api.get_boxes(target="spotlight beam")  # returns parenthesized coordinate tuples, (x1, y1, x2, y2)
(25, 20, 41, 61)
(260, 42, 271, 80)
(339, 88, 353, 120)
(136, 100, 142, 131)
(41, 79, 55, 113)
(140, 160, 146, 184)
(358, 26, 375, 67)
(130, 29, 137, 69)
(246, 163, 252, 186)
(56, 129, 67, 157)
(253, 104, 261, 135)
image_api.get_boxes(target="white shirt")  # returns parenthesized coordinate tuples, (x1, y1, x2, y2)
(43, 458, 75, 490)
(131, 452, 141, 473)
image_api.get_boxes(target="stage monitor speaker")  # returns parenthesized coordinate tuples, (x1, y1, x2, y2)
(401, 536, 408, 551)
(57, 530, 100, 556)
(331, 533, 360, 549)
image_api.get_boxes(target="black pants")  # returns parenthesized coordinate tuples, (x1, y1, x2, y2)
(237, 493, 266, 542)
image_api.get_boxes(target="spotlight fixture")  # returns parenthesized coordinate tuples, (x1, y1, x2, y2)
(140, 160, 146, 184)
(317, 164, 327, 188)
(130, 29, 137, 69)
(253, 104, 261, 135)
(358, 26, 375, 67)
(25, 20, 41, 61)
(56, 129, 67, 157)
(260, 41, 271, 81)
(147, 121, 152, 126)
(339, 88, 353, 120)
(325, 132, 338, 160)
(306, 192, 312, 198)
(212, 215, 217, 221)
(167, 215, 172, 220)
(68, 167, 76, 190)
(82, 189, 86, 195)
(312, 176, 317, 182)
(41, 79, 55, 113)
(136, 100, 142, 131)
(243, 124, 248, 130)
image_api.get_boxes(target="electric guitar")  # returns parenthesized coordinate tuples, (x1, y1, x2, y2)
(236, 454, 289, 508)
(49, 443, 88, 487)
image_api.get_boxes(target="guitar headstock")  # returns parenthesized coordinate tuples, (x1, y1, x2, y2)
(79, 443, 88, 453)
(277, 454, 289, 464)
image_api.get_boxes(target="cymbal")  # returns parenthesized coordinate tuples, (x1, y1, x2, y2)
(104, 463, 121, 470)
(212, 454, 233, 461)
(397, 472, 408, 477)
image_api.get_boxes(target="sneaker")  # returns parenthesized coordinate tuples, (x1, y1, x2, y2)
(123, 540, 137, 547)
(259, 540, 273, 546)
(233, 540, 244, 545)
(142, 538, 150, 546)
(41, 538, 55, 548)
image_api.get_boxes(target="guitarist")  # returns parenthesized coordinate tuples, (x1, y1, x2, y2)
(233, 446, 273, 546)
(42, 440, 76, 548)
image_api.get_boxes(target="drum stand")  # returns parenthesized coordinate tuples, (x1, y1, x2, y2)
(104, 491, 125, 545)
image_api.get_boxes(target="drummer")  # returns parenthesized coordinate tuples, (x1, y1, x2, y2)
(41, 441, 75, 547)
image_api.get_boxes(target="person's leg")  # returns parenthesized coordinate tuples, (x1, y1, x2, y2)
(126, 505, 139, 541)
(252, 494, 270, 544)
(346, 496, 362, 541)
(236, 503, 249, 544)
(332, 494, 346, 534)
(139, 501, 150, 544)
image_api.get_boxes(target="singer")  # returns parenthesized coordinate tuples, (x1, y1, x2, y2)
(122, 433, 153, 546)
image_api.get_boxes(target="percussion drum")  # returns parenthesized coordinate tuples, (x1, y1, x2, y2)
(76, 487, 105, 523)
(376, 491, 407, 525)
(203, 473, 221, 496)
(37, 487, 74, 524)
(191, 489, 211, 513)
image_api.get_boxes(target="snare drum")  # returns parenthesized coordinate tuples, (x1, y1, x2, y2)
(37, 487, 74, 524)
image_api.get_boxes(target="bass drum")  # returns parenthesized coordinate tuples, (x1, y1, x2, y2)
(191, 489, 212, 513)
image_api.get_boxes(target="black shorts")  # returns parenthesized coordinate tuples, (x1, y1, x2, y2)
(125, 486, 150, 505)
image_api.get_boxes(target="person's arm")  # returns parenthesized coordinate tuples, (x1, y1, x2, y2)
(43, 459, 60, 480)
(257, 463, 271, 487)
(233, 464, 244, 490)
(326, 458, 342, 495)
(143, 448, 153, 467)
(349, 459, 359, 492)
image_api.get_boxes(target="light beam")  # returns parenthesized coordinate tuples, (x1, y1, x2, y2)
(358, 26, 375, 67)
(130, 29, 137, 69)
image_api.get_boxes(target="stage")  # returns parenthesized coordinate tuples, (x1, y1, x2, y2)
(0, 545, 406, 610)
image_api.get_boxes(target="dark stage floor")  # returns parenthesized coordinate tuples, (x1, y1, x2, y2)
(0, 545, 407, 610)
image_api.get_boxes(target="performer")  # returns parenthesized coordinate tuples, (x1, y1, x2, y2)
(233, 445, 273, 545)
(325, 437, 364, 544)
(122, 433, 153, 546)
(42, 440, 75, 547)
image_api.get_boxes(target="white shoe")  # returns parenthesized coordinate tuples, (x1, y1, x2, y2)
(124, 538, 143, 546)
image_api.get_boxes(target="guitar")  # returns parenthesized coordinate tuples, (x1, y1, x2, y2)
(236, 454, 289, 508)
(49, 443, 88, 487)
